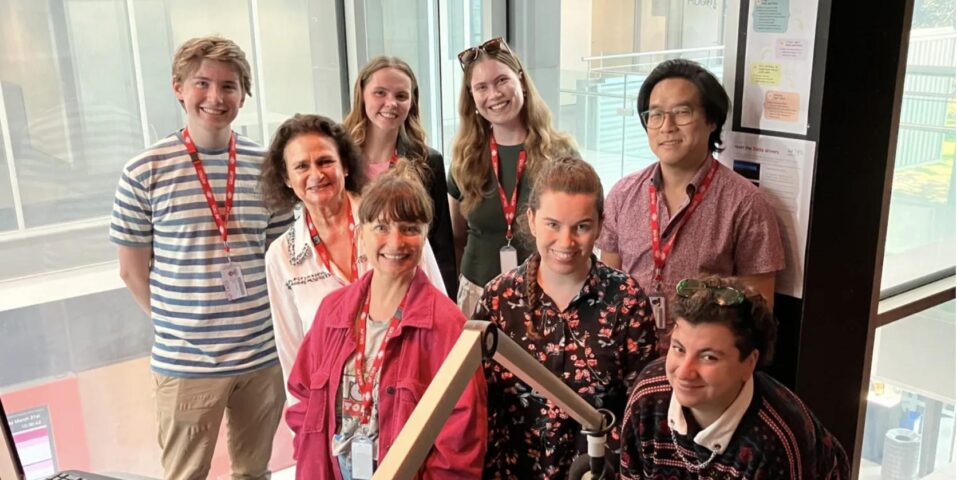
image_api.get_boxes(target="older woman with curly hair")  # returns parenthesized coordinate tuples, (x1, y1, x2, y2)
(261, 114, 445, 400)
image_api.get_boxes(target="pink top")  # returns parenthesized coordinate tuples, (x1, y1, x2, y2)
(286, 269, 487, 480)
(597, 157, 785, 294)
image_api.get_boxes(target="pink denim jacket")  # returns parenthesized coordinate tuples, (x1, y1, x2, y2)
(286, 269, 487, 479)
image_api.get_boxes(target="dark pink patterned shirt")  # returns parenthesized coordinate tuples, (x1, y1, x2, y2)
(597, 158, 785, 346)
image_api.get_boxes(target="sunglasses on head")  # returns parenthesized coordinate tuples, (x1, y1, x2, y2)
(457, 37, 514, 70)
(675, 278, 746, 306)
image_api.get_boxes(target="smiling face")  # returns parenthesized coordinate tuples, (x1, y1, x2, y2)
(174, 59, 245, 141)
(282, 133, 347, 212)
(469, 58, 525, 133)
(527, 190, 601, 279)
(360, 216, 427, 281)
(362, 67, 413, 134)
(646, 78, 716, 170)
(665, 318, 758, 421)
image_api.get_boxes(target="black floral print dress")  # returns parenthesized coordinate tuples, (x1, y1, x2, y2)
(474, 253, 658, 479)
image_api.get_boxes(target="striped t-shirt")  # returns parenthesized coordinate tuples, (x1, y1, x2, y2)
(110, 131, 293, 377)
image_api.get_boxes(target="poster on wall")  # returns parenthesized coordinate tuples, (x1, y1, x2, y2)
(718, 132, 815, 298)
(739, 0, 820, 135)
(7, 406, 57, 480)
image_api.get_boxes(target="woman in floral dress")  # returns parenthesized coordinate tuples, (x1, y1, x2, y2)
(473, 156, 658, 479)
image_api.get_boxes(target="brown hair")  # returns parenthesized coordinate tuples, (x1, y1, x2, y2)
(260, 114, 367, 213)
(358, 161, 433, 227)
(342, 56, 432, 183)
(450, 41, 577, 214)
(522, 156, 604, 339)
(671, 275, 778, 366)
(172, 36, 252, 100)
(527, 156, 604, 219)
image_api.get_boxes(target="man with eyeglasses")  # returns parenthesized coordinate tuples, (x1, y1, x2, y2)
(619, 276, 849, 479)
(597, 59, 784, 353)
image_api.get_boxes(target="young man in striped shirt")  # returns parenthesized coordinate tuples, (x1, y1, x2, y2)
(111, 36, 292, 480)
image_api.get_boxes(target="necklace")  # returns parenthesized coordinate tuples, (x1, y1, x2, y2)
(670, 426, 718, 472)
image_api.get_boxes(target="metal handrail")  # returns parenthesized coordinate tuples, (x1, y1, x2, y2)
(581, 44, 725, 62)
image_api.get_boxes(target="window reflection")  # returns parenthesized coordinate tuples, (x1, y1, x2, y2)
(861, 300, 956, 479)
(0, 0, 342, 477)
(881, 1, 956, 292)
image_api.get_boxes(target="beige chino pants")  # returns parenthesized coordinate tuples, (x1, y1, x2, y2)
(152, 363, 285, 480)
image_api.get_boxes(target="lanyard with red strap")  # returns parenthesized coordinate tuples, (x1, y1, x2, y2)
(304, 195, 358, 284)
(390, 149, 399, 167)
(183, 128, 237, 257)
(648, 158, 719, 290)
(489, 136, 527, 243)
(353, 286, 409, 424)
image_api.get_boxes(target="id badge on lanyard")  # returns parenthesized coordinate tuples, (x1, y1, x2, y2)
(490, 136, 526, 274)
(649, 293, 667, 329)
(351, 434, 376, 479)
(499, 244, 519, 272)
(647, 159, 719, 327)
(184, 128, 247, 301)
(221, 262, 248, 301)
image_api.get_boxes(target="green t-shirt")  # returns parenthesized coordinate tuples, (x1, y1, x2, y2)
(448, 144, 534, 287)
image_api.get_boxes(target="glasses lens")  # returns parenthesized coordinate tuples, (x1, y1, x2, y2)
(675, 278, 704, 297)
(674, 107, 695, 126)
(642, 110, 669, 129)
(712, 287, 744, 305)
(457, 48, 476, 69)
(482, 37, 512, 55)
(459, 37, 510, 70)
(675, 279, 745, 305)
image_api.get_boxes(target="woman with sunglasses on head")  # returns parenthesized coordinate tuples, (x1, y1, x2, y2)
(449, 37, 578, 317)
(286, 163, 487, 479)
(473, 157, 658, 479)
(262, 114, 446, 402)
(343, 56, 459, 297)
(619, 276, 849, 479)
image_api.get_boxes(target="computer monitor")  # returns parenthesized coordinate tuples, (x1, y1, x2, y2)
(0, 396, 27, 480)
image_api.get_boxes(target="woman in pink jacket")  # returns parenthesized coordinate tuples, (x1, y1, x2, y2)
(286, 162, 487, 479)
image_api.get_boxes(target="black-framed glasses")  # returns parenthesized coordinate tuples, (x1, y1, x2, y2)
(457, 37, 513, 70)
(639, 106, 696, 129)
(675, 278, 745, 306)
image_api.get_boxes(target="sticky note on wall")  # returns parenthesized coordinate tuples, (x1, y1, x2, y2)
(753, 0, 790, 33)
(751, 62, 781, 85)
(764, 91, 800, 121)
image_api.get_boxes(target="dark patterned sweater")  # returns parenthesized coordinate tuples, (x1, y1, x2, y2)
(620, 359, 849, 479)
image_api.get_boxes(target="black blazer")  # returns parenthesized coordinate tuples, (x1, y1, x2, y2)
(400, 146, 459, 298)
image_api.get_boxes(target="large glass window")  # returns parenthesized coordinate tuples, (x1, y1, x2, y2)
(861, 300, 956, 479)
(514, 0, 728, 191)
(351, 0, 494, 159)
(0, 1, 343, 477)
(881, 0, 956, 293)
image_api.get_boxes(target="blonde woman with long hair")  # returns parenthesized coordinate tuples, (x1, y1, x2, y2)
(448, 37, 577, 316)
(343, 56, 458, 296)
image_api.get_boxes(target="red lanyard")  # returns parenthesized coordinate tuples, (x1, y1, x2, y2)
(648, 159, 719, 289)
(390, 149, 399, 167)
(183, 128, 236, 256)
(353, 286, 408, 424)
(489, 136, 527, 241)
(304, 196, 358, 284)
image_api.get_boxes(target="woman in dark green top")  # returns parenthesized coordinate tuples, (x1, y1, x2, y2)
(448, 37, 577, 316)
